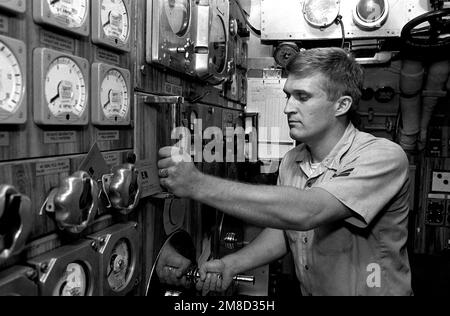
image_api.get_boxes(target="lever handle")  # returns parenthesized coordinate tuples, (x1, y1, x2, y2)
(102, 163, 141, 214)
(0, 185, 33, 264)
(41, 171, 99, 235)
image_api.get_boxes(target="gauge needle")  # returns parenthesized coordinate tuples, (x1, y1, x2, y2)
(103, 89, 113, 109)
(103, 12, 112, 28)
(50, 85, 61, 104)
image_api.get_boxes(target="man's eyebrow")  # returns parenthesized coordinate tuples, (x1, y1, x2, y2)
(286, 89, 312, 95)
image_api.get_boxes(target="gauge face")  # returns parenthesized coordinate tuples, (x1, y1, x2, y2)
(54, 263, 88, 297)
(44, 57, 87, 120)
(354, 0, 389, 30)
(303, 0, 340, 28)
(164, 0, 190, 37)
(100, 69, 130, 120)
(101, 0, 130, 42)
(107, 239, 131, 292)
(0, 40, 24, 119)
(47, 0, 88, 28)
(210, 14, 227, 74)
(356, 0, 386, 23)
(274, 43, 299, 68)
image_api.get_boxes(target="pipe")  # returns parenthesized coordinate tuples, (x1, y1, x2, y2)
(418, 60, 450, 151)
(399, 60, 425, 151)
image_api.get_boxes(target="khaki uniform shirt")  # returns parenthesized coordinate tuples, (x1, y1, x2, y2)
(279, 124, 412, 296)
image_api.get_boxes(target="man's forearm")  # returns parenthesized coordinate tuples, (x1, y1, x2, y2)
(190, 173, 327, 231)
(222, 228, 288, 275)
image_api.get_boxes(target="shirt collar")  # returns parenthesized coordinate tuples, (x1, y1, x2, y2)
(295, 123, 357, 171)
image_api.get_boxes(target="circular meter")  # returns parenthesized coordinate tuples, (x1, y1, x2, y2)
(164, 0, 191, 37)
(33, 0, 90, 37)
(353, 0, 389, 30)
(92, 0, 132, 52)
(0, 0, 26, 14)
(0, 35, 26, 124)
(107, 239, 131, 292)
(303, 0, 341, 29)
(92, 63, 131, 126)
(54, 263, 88, 297)
(34, 48, 89, 126)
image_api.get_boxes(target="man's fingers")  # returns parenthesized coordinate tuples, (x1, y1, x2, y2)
(202, 273, 212, 297)
(158, 158, 174, 169)
(159, 147, 181, 158)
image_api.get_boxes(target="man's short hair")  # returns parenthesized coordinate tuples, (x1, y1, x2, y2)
(286, 47, 364, 106)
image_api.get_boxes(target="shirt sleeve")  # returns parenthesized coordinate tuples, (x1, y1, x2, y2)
(316, 140, 410, 228)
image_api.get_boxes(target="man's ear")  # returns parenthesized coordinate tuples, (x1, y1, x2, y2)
(335, 96, 353, 117)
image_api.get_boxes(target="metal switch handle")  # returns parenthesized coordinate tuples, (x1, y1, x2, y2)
(41, 171, 99, 235)
(0, 185, 33, 264)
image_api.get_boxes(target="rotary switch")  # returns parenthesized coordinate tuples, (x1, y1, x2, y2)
(0, 185, 33, 265)
(101, 164, 141, 215)
(41, 171, 99, 235)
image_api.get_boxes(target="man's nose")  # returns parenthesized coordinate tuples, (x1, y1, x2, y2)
(284, 98, 297, 115)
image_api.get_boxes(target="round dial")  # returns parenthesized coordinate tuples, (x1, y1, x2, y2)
(354, 0, 389, 30)
(54, 263, 88, 297)
(210, 14, 227, 73)
(303, 0, 340, 28)
(0, 40, 24, 119)
(100, 69, 129, 121)
(101, 0, 130, 43)
(107, 239, 131, 292)
(164, 0, 190, 37)
(47, 0, 88, 29)
(274, 42, 300, 68)
(45, 57, 87, 120)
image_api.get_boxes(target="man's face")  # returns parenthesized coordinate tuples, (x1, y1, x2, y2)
(283, 73, 338, 143)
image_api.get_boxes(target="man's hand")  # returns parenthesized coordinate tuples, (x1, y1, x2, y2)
(156, 242, 193, 289)
(196, 259, 235, 296)
(158, 147, 202, 199)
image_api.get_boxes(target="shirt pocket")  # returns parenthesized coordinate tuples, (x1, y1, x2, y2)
(314, 224, 353, 255)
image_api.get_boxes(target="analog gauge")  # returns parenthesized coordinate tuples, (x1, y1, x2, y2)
(92, 63, 131, 126)
(47, 0, 88, 29)
(164, 0, 190, 37)
(353, 0, 389, 30)
(53, 263, 88, 297)
(273, 42, 300, 68)
(45, 57, 87, 120)
(100, 0, 130, 43)
(210, 14, 227, 74)
(303, 0, 341, 28)
(0, 39, 24, 121)
(100, 69, 129, 121)
(107, 239, 131, 292)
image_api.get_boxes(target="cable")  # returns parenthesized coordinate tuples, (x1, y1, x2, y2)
(335, 15, 345, 49)
(232, 0, 262, 36)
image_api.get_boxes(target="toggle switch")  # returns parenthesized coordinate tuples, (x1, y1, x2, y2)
(41, 171, 99, 235)
(0, 185, 33, 264)
(101, 164, 141, 215)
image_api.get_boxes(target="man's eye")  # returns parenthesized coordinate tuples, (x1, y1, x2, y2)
(298, 95, 310, 102)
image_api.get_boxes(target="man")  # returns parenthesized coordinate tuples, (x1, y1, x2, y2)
(157, 47, 412, 296)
